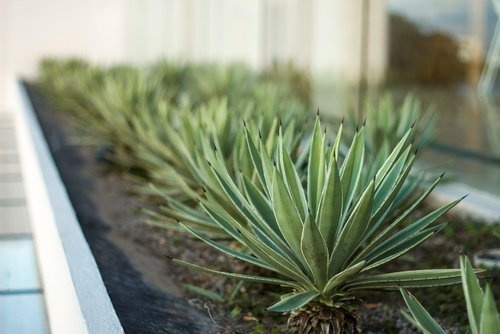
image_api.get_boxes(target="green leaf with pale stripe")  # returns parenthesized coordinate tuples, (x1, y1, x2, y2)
(340, 127, 365, 217)
(329, 180, 374, 275)
(236, 226, 314, 288)
(400, 289, 445, 334)
(323, 261, 365, 298)
(268, 291, 320, 312)
(278, 130, 308, 220)
(352, 174, 445, 263)
(300, 212, 329, 287)
(461, 255, 484, 334)
(272, 170, 304, 258)
(363, 224, 445, 271)
(244, 127, 269, 196)
(307, 117, 326, 216)
(365, 198, 460, 262)
(480, 285, 500, 334)
(374, 126, 413, 185)
(180, 223, 273, 271)
(317, 153, 343, 250)
(174, 259, 300, 288)
(345, 269, 466, 290)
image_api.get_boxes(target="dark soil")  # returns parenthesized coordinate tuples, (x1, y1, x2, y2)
(25, 82, 499, 333)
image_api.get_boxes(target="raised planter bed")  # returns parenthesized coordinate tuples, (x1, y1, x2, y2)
(14, 80, 215, 334)
(14, 79, 500, 333)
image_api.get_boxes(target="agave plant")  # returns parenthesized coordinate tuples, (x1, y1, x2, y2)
(145, 99, 308, 236)
(400, 256, 496, 334)
(342, 93, 438, 214)
(175, 116, 466, 333)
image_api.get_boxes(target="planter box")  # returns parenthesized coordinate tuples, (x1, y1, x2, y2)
(13, 81, 214, 334)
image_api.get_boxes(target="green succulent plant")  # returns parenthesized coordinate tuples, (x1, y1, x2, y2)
(175, 116, 465, 333)
(343, 93, 438, 214)
(351, 93, 437, 154)
(400, 256, 496, 334)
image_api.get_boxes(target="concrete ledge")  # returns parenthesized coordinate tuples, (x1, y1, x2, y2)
(431, 182, 500, 225)
(13, 80, 123, 334)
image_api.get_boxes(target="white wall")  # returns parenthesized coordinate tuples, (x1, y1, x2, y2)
(0, 0, 388, 110)
(0, 0, 128, 110)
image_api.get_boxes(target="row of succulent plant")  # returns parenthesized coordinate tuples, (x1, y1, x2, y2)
(35, 58, 483, 333)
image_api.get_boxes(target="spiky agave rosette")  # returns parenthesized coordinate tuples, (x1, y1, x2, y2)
(174, 116, 466, 333)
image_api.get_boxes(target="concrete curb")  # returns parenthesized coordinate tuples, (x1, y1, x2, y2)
(13, 80, 123, 334)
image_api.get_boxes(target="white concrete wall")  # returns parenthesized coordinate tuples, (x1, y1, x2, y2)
(311, 0, 387, 85)
(0, 0, 388, 110)
(0, 0, 128, 110)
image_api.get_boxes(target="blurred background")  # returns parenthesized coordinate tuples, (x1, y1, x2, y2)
(1, 0, 499, 193)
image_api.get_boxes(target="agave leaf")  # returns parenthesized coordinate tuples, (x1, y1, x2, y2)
(174, 259, 300, 288)
(322, 261, 366, 298)
(366, 150, 415, 235)
(345, 269, 468, 290)
(278, 129, 308, 220)
(202, 203, 245, 241)
(352, 174, 445, 263)
(400, 289, 445, 334)
(234, 227, 314, 288)
(363, 224, 445, 271)
(479, 285, 500, 334)
(317, 149, 343, 249)
(268, 291, 320, 312)
(329, 179, 374, 275)
(180, 223, 274, 271)
(244, 127, 269, 197)
(340, 127, 365, 217)
(184, 284, 224, 302)
(332, 121, 343, 160)
(272, 169, 304, 259)
(401, 310, 425, 333)
(300, 212, 329, 287)
(259, 139, 276, 197)
(241, 174, 281, 236)
(307, 116, 326, 215)
(374, 126, 413, 185)
(364, 197, 460, 263)
(372, 145, 412, 209)
(461, 255, 485, 334)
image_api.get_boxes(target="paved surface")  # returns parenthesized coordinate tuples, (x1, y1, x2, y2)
(0, 112, 49, 334)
